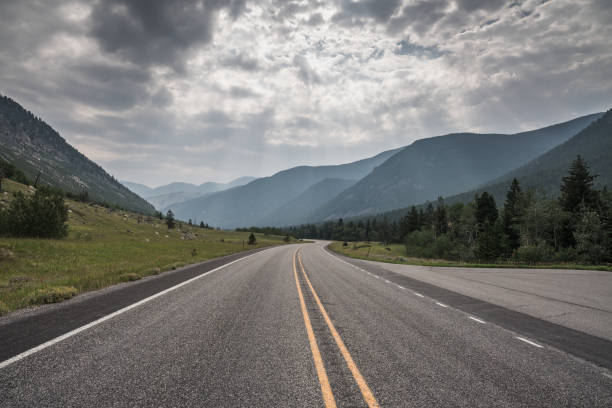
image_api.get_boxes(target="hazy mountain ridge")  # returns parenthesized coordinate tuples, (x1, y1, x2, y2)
(444, 108, 612, 206)
(0, 95, 154, 213)
(258, 178, 357, 227)
(306, 112, 603, 222)
(122, 176, 256, 210)
(170, 148, 401, 228)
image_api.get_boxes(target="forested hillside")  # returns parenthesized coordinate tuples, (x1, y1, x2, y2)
(308, 113, 603, 221)
(0, 95, 154, 213)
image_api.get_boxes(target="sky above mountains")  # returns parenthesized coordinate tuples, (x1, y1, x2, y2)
(1, 0, 610, 186)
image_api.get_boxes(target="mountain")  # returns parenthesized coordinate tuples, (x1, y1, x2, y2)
(307, 112, 603, 221)
(0, 95, 154, 213)
(169, 148, 401, 228)
(258, 178, 357, 227)
(444, 108, 612, 206)
(122, 176, 257, 210)
(121, 181, 153, 197)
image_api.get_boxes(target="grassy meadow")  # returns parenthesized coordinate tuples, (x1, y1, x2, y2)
(0, 179, 293, 314)
(328, 241, 612, 272)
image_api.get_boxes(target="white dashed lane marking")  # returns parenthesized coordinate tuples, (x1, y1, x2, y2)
(516, 337, 544, 348)
(468, 316, 486, 324)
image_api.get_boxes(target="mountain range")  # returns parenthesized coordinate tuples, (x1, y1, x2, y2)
(2, 93, 608, 228)
(122, 177, 256, 210)
(169, 149, 400, 228)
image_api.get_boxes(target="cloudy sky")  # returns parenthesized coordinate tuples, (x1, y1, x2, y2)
(1, 0, 610, 186)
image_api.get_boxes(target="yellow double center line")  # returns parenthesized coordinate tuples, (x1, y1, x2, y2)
(293, 248, 380, 408)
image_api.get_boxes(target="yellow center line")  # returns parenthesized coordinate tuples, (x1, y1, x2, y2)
(297, 249, 381, 408)
(293, 250, 337, 408)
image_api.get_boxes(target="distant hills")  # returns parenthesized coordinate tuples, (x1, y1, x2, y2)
(306, 113, 603, 222)
(0, 95, 154, 213)
(170, 149, 401, 228)
(122, 177, 256, 210)
(257, 178, 357, 227)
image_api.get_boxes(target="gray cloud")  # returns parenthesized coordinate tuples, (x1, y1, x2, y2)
(0, 0, 610, 187)
(89, 0, 247, 71)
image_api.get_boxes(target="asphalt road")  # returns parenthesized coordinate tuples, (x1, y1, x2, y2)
(1, 241, 611, 407)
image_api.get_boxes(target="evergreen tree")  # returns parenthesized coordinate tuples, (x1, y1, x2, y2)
(200, 221, 205, 228)
(166, 210, 175, 229)
(434, 197, 448, 238)
(248, 232, 257, 245)
(475, 192, 498, 229)
(503, 178, 523, 252)
(560, 155, 599, 213)
(406, 206, 420, 233)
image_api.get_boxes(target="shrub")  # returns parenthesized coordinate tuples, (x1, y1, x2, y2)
(119, 273, 141, 282)
(1, 186, 68, 238)
(26, 286, 77, 305)
(514, 242, 555, 264)
(248, 233, 257, 245)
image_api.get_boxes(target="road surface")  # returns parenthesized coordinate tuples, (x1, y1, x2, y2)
(1, 241, 611, 407)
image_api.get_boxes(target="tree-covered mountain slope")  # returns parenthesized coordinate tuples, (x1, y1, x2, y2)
(0, 95, 154, 213)
(307, 112, 603, 221)
(258, 178, 357, 227)
(170, 148, 401, 228)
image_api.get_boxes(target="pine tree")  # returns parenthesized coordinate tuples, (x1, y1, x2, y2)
(503, 178, 523, 252)
(166, 210, 175, 229)
(475, 192, 498, 229)
(248, 232, 257, 245)
(434, 197, 448, 238)
(560, 155, 599, 213)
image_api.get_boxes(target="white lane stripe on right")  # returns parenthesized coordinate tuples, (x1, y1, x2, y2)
(468, 316, 486, 324)
(516, 336, 544, 348)
(0, 247, 274, 370)
(414, 293, 424, 298)
(435, 302, 448, 308)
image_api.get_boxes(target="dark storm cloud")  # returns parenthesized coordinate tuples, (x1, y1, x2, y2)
(89, 0, 247, 70)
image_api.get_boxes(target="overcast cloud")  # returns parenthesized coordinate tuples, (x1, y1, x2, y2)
(1, 0, 610, 186)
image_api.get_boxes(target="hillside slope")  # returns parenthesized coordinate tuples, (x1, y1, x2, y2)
(0, 95, 154, 213)
(444, 108, 612, 205)
(170, 148, 401, 228)
(308, 113, 603, 221)
(258, 178, 357, 227)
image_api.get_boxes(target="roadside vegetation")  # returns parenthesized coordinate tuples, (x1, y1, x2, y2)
(292, 156, 612, 270)
(0, 178, 293, 314)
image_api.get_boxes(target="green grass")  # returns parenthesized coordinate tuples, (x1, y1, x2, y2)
(328, 241, 612, 272)
(0, 179, 295, 312)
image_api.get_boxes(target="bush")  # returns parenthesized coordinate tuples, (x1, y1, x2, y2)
(26, 286, 77, 305)
(119, 273, 141, 282)
(514, 242, 555, 264)
(1, 186, 68, 238)
(248, 233, 257, 245)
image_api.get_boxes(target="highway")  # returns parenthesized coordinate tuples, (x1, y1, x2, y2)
(1, 241, 611, 407)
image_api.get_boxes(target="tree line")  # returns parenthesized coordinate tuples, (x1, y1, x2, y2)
(286, 156, 612, 264)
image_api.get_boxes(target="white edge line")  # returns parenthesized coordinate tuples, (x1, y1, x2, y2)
(435, 302, 448, 308)
(516, 336, 544, 348)
(468, 316, 486, 324)
(414, 293, 424, 298)
(0, 249, 269, 370)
